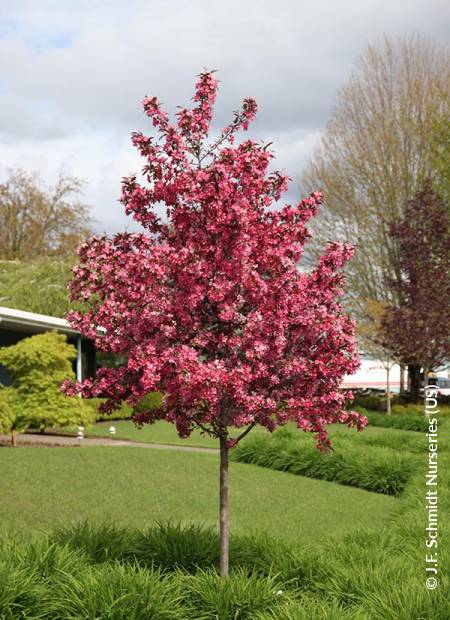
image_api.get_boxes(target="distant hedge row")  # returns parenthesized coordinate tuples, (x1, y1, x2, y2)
(353, 407, 430, 432)
(350, 393, 450, 412)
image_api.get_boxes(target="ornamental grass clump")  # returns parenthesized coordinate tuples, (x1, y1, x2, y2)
(55, 521, 300, 577)
(364, 410, 429, 432)
(62, 70, 366, 574)
(232, 430, 416, 496)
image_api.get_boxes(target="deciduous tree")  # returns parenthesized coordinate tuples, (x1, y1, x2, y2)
(0, 257, 74, 317)
(382, 182, 450, 407)
(0, 170, 93, 260)
(431, 103, 450, 205)
(302, 35, 450, 322)
(63, 71, 366, 575)
(357, 299, 399, 414)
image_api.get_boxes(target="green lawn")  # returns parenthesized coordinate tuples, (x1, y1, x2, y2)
(83, 417, 417, 449)
(0, 446, 397, 543)
(85, 419, 266, 448)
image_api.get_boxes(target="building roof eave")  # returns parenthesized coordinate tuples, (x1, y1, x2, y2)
(0, 306, 80, 336)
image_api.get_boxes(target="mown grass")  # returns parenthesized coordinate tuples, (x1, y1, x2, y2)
(85, 418, 239, 447)
(1, 416, 448, 618)
(0, 446, 396, 541)
(79, 412, 421, 449)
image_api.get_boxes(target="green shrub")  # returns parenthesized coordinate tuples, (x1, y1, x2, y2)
(350, 393, 386, 411)
(356, 430, 424, 453)
(133, 391, 164, 415)
(352, 398, 450, 419)
(231, 431, 416, 496)
(391, 403, 450, 416)
(254, 597, 358, 619)
(53, 521, 134, 564)
(0, 332, 94, 434)
(0, 537, 88, 619)
(84, 398, 134, 421)
(128, 522, 220, 572)
(391, 404, 424, 416)
(0, 388, 15, 435)
(83, 391, 164, 422)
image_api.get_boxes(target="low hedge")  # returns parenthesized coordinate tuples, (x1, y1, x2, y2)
(391, 403, 450, 416)
(355, 408, 430, 432)
(350, 393, 387, 411)
(350, 394, 450, 415)
(231, 429, 417, 496)
(354, 428, 424, 453)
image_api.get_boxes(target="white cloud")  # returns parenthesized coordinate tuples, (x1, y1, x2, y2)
(0, 0, 448, 233)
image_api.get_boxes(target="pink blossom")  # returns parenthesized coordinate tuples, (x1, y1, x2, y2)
(63, 71, 365, 449)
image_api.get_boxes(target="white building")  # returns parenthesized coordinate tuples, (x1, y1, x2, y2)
(0, 306, 96, 386)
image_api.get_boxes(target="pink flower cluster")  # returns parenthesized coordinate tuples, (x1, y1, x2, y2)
(64, 71, 366, 449)
(177, 71, 218, 141)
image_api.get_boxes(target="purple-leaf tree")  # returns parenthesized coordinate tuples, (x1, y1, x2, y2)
(63, 71, 366, 576)
(382, 181, 450, 407)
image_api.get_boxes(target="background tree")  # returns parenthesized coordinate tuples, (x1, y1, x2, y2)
(357, 299, 399, 414)
(430, 103, 450, 205)
(0, 169, 93, 261)
(63, 71, 366, 576)
(301, 35, 450, 324)
(0, 332, 94, 442)
(382, 182, 450, 408)
(0, 257, 74, 317)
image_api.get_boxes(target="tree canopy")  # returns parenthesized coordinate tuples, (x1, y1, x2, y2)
(382, 182, 450, 400)
(0, 257, 74, 318)
(0, 169, 93, 261)
(62, 70, 366, 575)
(302, 35, 450, 323)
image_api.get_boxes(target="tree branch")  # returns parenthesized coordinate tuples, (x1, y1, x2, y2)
(196, 420, 216, 437)
(234, 421, 257, 444)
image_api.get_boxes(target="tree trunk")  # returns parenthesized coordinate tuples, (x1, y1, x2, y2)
(219, 435, 229, 577)
(399, 364, 405, 393)
(386, 366, 391, 415)
(11, 429, 16, 447)
(408, 364, 421, 402)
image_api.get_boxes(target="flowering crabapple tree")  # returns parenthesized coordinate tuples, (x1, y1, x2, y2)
(63, 71, 366, 576)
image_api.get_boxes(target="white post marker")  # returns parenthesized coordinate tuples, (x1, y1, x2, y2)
(76, 426, 84, 442)
(109, 426, 116, 435)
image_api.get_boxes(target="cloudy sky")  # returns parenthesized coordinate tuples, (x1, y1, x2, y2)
(0, 0, 448, 234)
